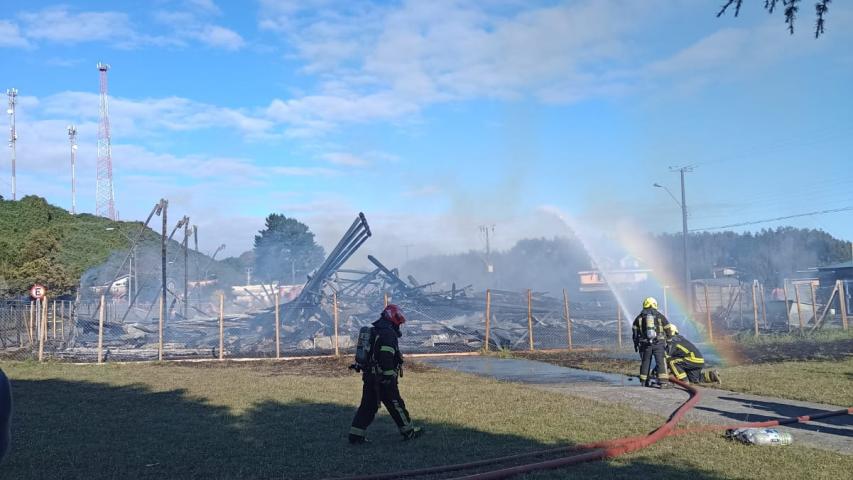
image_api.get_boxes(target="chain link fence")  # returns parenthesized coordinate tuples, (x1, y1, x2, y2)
(0, 278, 849, 363)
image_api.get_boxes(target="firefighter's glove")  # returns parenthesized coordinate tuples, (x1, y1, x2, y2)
(633, 342, 639, 353)
(398, 365, 403, 379)
(348, 364, 362, 373)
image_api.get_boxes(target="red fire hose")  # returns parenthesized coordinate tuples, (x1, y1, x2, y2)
(330, 379, 851, 480)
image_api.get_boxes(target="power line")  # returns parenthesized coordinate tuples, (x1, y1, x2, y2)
(691, 206, 853, 232)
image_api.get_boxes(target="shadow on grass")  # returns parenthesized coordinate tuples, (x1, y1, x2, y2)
(696, 397, 853, 438)
(5, 378, 731, 480)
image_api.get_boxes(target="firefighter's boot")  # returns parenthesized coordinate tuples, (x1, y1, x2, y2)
(401, 426, 424, 441)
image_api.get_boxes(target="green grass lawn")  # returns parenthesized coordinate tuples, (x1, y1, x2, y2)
(515, 331, 853, 406)
(2, 359, 850, 479)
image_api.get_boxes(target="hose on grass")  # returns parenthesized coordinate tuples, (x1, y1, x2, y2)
(330, 379, 852, 480)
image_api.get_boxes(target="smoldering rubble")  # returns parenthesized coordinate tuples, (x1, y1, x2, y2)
(56, 213, 621, 361)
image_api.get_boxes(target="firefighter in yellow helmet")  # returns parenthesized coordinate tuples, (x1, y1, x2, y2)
(632, 297, 677, 388)
(666, 334, 721, 385)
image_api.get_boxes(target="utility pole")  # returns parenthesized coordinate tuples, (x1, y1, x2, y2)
(67, 125, 78, 214)
(669, 165, 694, 310)
(160, 199, 168, 326)
(479, 225, 495, 273)
(6, 88, 17, 200)
(183, 217, 190, 320)
(246, 267, 252, 286)
(402, 244, 414, 263)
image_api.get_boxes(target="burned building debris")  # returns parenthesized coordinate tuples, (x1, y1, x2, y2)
(6, 212, 629, 362)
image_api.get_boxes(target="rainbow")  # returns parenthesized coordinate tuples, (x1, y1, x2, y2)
(542, 206, 744, 366)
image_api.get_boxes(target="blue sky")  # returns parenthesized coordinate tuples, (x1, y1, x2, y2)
(2, 0, 852, 264)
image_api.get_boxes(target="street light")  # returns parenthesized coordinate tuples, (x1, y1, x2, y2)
(654, 175, 692, 310)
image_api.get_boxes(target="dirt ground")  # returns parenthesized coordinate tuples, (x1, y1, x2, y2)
(169, 355, 435, 377)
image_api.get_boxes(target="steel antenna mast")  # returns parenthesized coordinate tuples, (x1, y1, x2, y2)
(6, 88, 17, 200)
(96, 63, 116, 219)
(67, 124, 78, 214)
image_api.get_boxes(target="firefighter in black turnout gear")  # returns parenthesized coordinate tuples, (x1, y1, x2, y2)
(666, 334, 721, 385)
(349, 304, 423, 444)
(632, 297, 677, 387)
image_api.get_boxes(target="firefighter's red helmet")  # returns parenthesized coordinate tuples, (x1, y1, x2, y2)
(381, 304, 406, 326)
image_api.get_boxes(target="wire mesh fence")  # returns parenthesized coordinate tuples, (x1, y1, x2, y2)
(0, 279, 848, 364)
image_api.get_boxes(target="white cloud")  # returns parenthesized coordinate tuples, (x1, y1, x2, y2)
(322, 152, 370, 167)
(195, 25, 245, 50)
(37, 91, 273, 138)
(153, 6, 246, 51)
(185, 0, 222, 16)
(16, 6, 165, 48)
(16, 5, 245, 50)
(255, 0, 653, 135)
(0, 20, 30, 48)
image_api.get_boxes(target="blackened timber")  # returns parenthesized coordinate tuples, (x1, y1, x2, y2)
(367, 255, 421, 298)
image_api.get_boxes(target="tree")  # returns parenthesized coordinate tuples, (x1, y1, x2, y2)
(252, 214, 325, 285)
(717, 0, 832, 38)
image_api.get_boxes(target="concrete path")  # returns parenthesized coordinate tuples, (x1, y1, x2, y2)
(421, 356, 853, 455)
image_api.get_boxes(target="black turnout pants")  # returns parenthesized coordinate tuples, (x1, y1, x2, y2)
(639, 341, 668, 383)
(350, 374, 413, 438)
(669, 358, 704, 383)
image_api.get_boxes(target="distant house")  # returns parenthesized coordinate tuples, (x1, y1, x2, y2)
(712, 266, 738, 278)
(578, 256, 651, 293)
(815, 260, 853, 304)
(90, 275, 129, 298)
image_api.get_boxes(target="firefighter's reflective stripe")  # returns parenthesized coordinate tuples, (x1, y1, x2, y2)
(380, 345, 396, 354)
(382, 369, 397, 376)
(675, 344, 704, 363)
(350, 426, 367, 437)
(668, 359, 688, 379)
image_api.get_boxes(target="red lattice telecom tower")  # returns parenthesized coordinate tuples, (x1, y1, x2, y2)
(96, 62, 116, 220)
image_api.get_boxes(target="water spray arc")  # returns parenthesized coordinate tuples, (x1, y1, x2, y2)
(96, 63, 116, 220)
(6, 88, 17, 200)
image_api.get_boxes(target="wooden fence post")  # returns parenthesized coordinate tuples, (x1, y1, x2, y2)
(752, 281, 759, 336)
(809, 282, 818, 327)
(158, 296, 164, 361)
(41, 298, 47, 343)
(616, 304, 622, 348)
(52, 300, 56, 340)
(333, 292, 340, 357)
(794, 282, 804, 333)
(838, 280, 849, 331)
(97, 294, 105, 365)
(28, 301, 34, 346)
(275, 291, 281, 359)
(527, 289, 534, 351)
(219, 293, 224, 361)
(782, 279, 791, 332)
(38, 295, 47, 362)
(563, 289, 572, 350)
(484, 289, 491, 352)
(703, 283, 713, 343)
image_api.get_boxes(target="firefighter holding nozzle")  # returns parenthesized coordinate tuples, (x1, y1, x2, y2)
(632, 297, 677, 388)
(349, 304, 423, 444)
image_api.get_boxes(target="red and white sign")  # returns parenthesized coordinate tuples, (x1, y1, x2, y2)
(30, 284, 46, 299)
